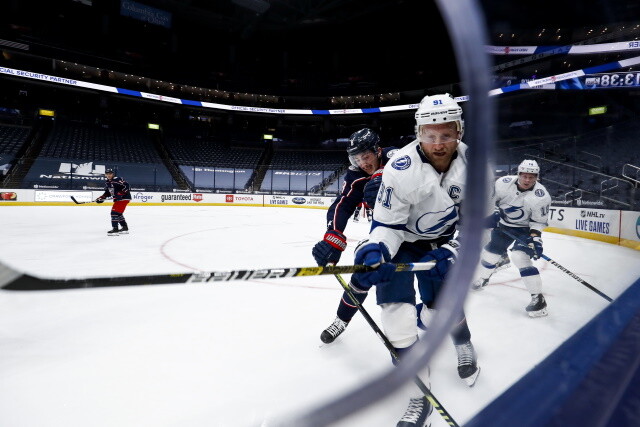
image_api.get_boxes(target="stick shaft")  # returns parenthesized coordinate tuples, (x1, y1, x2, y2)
(498, 227, 612, 302)
(333, 274, 459, 426)
(2, 262, 435, 291)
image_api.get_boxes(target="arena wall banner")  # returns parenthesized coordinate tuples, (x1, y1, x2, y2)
(620, 210, 640, 250)
(35, 190, 94, 203)
(546, 206, 621, 244)
(0, 189, 637, 249)
(263, 194, 335, 208)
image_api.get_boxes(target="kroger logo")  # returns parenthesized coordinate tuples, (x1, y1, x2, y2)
(134, 192, 153, 202)
(292, 197, 306, 204)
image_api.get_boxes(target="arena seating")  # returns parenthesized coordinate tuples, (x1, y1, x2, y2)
(0, 124, 30, 156)
(39, 121, 163, 163)
(164, 134, 263, 190)
(24, 120, 175, 190)
(260, 149, 346, 193)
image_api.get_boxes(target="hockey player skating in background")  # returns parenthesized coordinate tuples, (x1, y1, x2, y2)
(352, 94, 480, 426)
(96, 169, 131, 235)
(312, 128, 397, 343)
(352, 202, 363, 222)
(472, 159, 552, 317)
(353, 202, 374, 222)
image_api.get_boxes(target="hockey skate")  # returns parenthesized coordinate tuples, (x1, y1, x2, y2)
(526, 294, 548, 318)
(396, 396, 432, 427)
(119, 225, 129, 235)
(494, 253, 511, 272)
(320, 316, 348, 344)
(455, 341, 480, 387)
(107, 227, 120, 236)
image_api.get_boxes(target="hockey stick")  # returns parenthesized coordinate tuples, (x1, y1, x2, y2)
(333, 273, 459, 427)
(0, 261, 436, 291)
(498, 227, 613, 302)
(70, 196, 98, 205)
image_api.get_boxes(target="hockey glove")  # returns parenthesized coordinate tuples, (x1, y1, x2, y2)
(312, 230, 347, 266)
(363, 169, 383, 208)
(527, 235, 543, 260)
(419, 240, 459, 280)
(484, 210, 500, 229)
(95, 198, 105, 204)
(353, 242, 395, 288)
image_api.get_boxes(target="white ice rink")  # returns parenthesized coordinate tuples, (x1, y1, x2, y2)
(1, 205, 640, 426)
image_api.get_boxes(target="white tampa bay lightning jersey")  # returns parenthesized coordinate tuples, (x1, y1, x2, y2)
(369, 139, 468, 257)
(493, 175, 551, 233)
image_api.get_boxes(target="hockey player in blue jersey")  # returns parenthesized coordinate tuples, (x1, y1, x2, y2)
(471, 159, 552, 317)
(352, 94, 480, 427)
(96, 169, 132, 235)
(312, 128, 397, 343)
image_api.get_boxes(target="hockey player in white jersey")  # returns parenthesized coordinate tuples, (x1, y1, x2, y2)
(471, 159, 552, 318)
(352, 93, 479, 427)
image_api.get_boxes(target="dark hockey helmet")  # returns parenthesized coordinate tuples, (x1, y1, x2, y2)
(346, 128, 380, 168)
(105, 169, 115, 174)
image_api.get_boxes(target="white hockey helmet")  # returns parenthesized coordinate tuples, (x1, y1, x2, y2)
(518, 159, 540, 175)
(414, 93, 464, 139)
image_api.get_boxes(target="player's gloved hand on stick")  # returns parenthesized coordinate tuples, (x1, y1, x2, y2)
(485, 210, 500, 229)
(312, 230, 347, 266)
(419, 240, 459, 280)
(353, 241, 395, 288)
(527, 235, 543, 260)
(363, 169, 383, 208)
(95, 198, 105, 204)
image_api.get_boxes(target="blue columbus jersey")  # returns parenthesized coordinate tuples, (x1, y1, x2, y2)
(326, 147, 398, 233)
(100, 176, 131, 201)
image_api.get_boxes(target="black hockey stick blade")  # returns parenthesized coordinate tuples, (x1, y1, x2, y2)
(1, 261, 435, 291)
(70, 196, 94, 204)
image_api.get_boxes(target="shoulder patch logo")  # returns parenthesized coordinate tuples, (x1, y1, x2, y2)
(386, 148, 399, 159)
(392, 155, 411, 170)
(448, 185, 462, 200)
(502, 177, 512, 183)
(535, 189, 545, 197)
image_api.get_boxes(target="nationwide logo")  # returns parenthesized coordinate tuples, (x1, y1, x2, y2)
(576, 199, 604, 207)
(59, 161, 105, 176)
(193, 193, 203, 202)
(225, 195, 234, 203)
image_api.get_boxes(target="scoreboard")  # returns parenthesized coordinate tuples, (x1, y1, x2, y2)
(584, 72, 640, 88)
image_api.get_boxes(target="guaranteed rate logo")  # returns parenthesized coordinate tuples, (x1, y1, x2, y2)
(160, 193, 192, 202)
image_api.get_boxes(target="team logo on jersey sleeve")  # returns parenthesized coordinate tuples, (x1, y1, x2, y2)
(502, 177, 512, 183)
(392, 155, 411, 170)
(386, 149, 399, 159)
(535, 189, 546, 197)
(448, 185, 462, 200)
